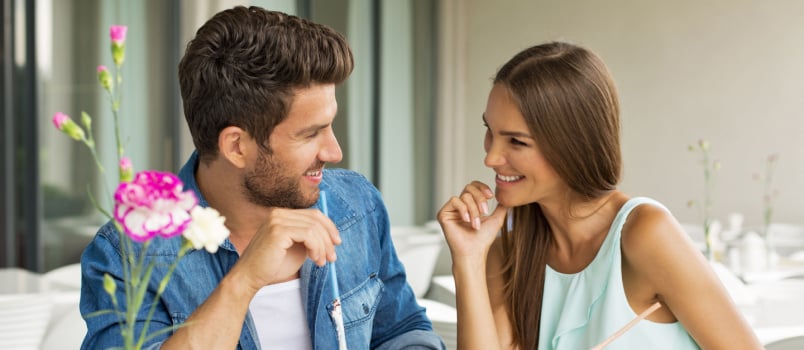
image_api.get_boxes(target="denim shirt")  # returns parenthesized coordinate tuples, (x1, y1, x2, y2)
(80, 152, 444, 350)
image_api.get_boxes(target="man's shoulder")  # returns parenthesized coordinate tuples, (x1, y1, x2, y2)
(321, 168, 377, 192)
(320, 169, 384, 221)
(322, 168, 369, 181)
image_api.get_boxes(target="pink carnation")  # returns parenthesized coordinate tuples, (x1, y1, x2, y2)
(97, 65, 108, 73)
(52, 112, 69, 130)
(110, 25, 127, 44)
(113, 171, 197, 242)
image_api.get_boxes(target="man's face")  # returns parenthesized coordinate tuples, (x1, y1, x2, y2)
(243, 84, 342, 208)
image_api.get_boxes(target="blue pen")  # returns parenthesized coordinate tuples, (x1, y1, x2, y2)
(321, 191, 347, 349)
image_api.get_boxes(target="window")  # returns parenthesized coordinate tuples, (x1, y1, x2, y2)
(1, 0, 437, 271)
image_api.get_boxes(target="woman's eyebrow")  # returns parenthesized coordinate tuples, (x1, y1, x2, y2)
(482, 115, 533, 139)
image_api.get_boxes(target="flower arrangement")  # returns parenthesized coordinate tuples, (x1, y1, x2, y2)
(52, 25, 229, 350)
(688, 139, 721, 261)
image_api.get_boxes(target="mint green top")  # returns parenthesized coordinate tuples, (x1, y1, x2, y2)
(538, 197, 701, 350)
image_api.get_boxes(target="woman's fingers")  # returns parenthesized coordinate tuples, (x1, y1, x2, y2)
(460, 182, 495, 230)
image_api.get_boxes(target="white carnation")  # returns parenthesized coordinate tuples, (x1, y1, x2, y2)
(184, 206, 230, 253)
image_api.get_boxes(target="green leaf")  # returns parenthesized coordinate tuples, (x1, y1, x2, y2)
(83, 308, 118, 319)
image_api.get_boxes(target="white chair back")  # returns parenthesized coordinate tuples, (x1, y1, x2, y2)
(0, 294, 52, 350)
(391, 226, 444, 297)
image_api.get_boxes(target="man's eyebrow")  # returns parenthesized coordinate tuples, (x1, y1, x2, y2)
(294, 123, 329, 137)
(482, 114, 533, 139)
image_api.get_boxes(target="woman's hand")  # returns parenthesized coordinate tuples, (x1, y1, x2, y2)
(437, 181, 508, 260)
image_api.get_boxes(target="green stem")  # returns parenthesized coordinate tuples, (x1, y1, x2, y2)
(136, 241, 192, 349)
(702, 149, 713, 260)
(112, 69, 124, 179)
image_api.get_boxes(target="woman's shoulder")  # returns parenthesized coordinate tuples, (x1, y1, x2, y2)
(619, 197, 692, 263)
(622, 197, 686, 254)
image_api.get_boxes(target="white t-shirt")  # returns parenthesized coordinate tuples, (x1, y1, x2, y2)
(249, 278, 312, 349)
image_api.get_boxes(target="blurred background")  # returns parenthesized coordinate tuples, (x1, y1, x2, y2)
(1, 0, 803, 282)
(3, 1, 804, 348)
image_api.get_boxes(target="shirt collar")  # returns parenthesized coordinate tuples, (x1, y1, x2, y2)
(177, 151, 238, 252)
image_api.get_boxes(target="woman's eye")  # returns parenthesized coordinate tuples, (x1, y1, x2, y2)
(510, 138, 527, 146)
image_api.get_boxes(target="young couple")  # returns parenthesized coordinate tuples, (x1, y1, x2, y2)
(81, 5, 761, 350)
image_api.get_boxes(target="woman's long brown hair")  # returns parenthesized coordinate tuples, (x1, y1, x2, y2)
(494, 41, 622, 349)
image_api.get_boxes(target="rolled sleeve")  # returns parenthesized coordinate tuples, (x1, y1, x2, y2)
(79, 223, 171, 350)
(375, 329, 446, 350)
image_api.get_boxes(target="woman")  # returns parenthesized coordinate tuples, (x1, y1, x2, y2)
(437, 42, 761, 349)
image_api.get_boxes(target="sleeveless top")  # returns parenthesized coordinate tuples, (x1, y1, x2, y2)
(538, 197, 701, 349)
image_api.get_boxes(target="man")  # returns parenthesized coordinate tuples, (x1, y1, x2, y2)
(80, 6, 444, 349)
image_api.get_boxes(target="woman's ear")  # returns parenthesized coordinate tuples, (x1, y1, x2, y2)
(218, 126, 251, 169)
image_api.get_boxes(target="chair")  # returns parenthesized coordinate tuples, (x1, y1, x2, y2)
(40, 291, 85, 350)
(42, 263, 82, 291)
(0, 294, 52, 350)
(391, 226, 444, 297)
(765, 335, 804, 350)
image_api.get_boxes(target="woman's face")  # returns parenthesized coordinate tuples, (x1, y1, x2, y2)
(483, 84, 565, 207)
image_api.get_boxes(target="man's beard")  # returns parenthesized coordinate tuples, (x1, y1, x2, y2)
(243, 149, 319, 209)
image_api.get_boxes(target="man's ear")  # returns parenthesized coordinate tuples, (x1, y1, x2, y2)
(218, 126, 252, 169)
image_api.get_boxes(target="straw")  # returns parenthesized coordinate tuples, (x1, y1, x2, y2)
(506, 208, 513, 232)
(321, 191, 347, 350)
(590, 301, 662, 350)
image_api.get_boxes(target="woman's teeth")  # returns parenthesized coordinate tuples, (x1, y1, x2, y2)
(497, 174, 523, 182)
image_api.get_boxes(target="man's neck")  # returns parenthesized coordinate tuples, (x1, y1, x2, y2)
(195, 159, 268, 253)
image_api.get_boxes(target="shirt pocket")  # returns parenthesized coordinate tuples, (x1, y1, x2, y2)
(328, 272, 384, 346)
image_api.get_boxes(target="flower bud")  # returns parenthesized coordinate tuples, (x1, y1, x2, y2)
(110, 25, 127, 45)
(97, 65, 113, 91)
(103, 273, 117, 296)
(119, 157, 133, 183)
(112, 43, 126, 67)
(81, 111, 93, 130)
(52, 112, 85, 141)
(62, 120, 86, 141)
(52, 112, 69, 130)
(110, 25, 127, 67)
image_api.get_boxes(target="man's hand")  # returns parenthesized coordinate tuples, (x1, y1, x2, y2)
(235, 207, 342, 292)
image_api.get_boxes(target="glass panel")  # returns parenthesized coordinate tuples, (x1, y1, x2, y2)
(37, 0, 178, 271)
(311, 0, 437, 226)
(27, 0, 439, 271)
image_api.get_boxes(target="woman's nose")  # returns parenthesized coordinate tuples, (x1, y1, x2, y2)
(484, 142, 505, 168)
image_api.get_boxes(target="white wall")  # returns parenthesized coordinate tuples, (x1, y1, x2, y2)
(438, 0, 804, 228)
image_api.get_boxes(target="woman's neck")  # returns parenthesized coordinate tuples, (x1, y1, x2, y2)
(540, 190, 627, 273)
